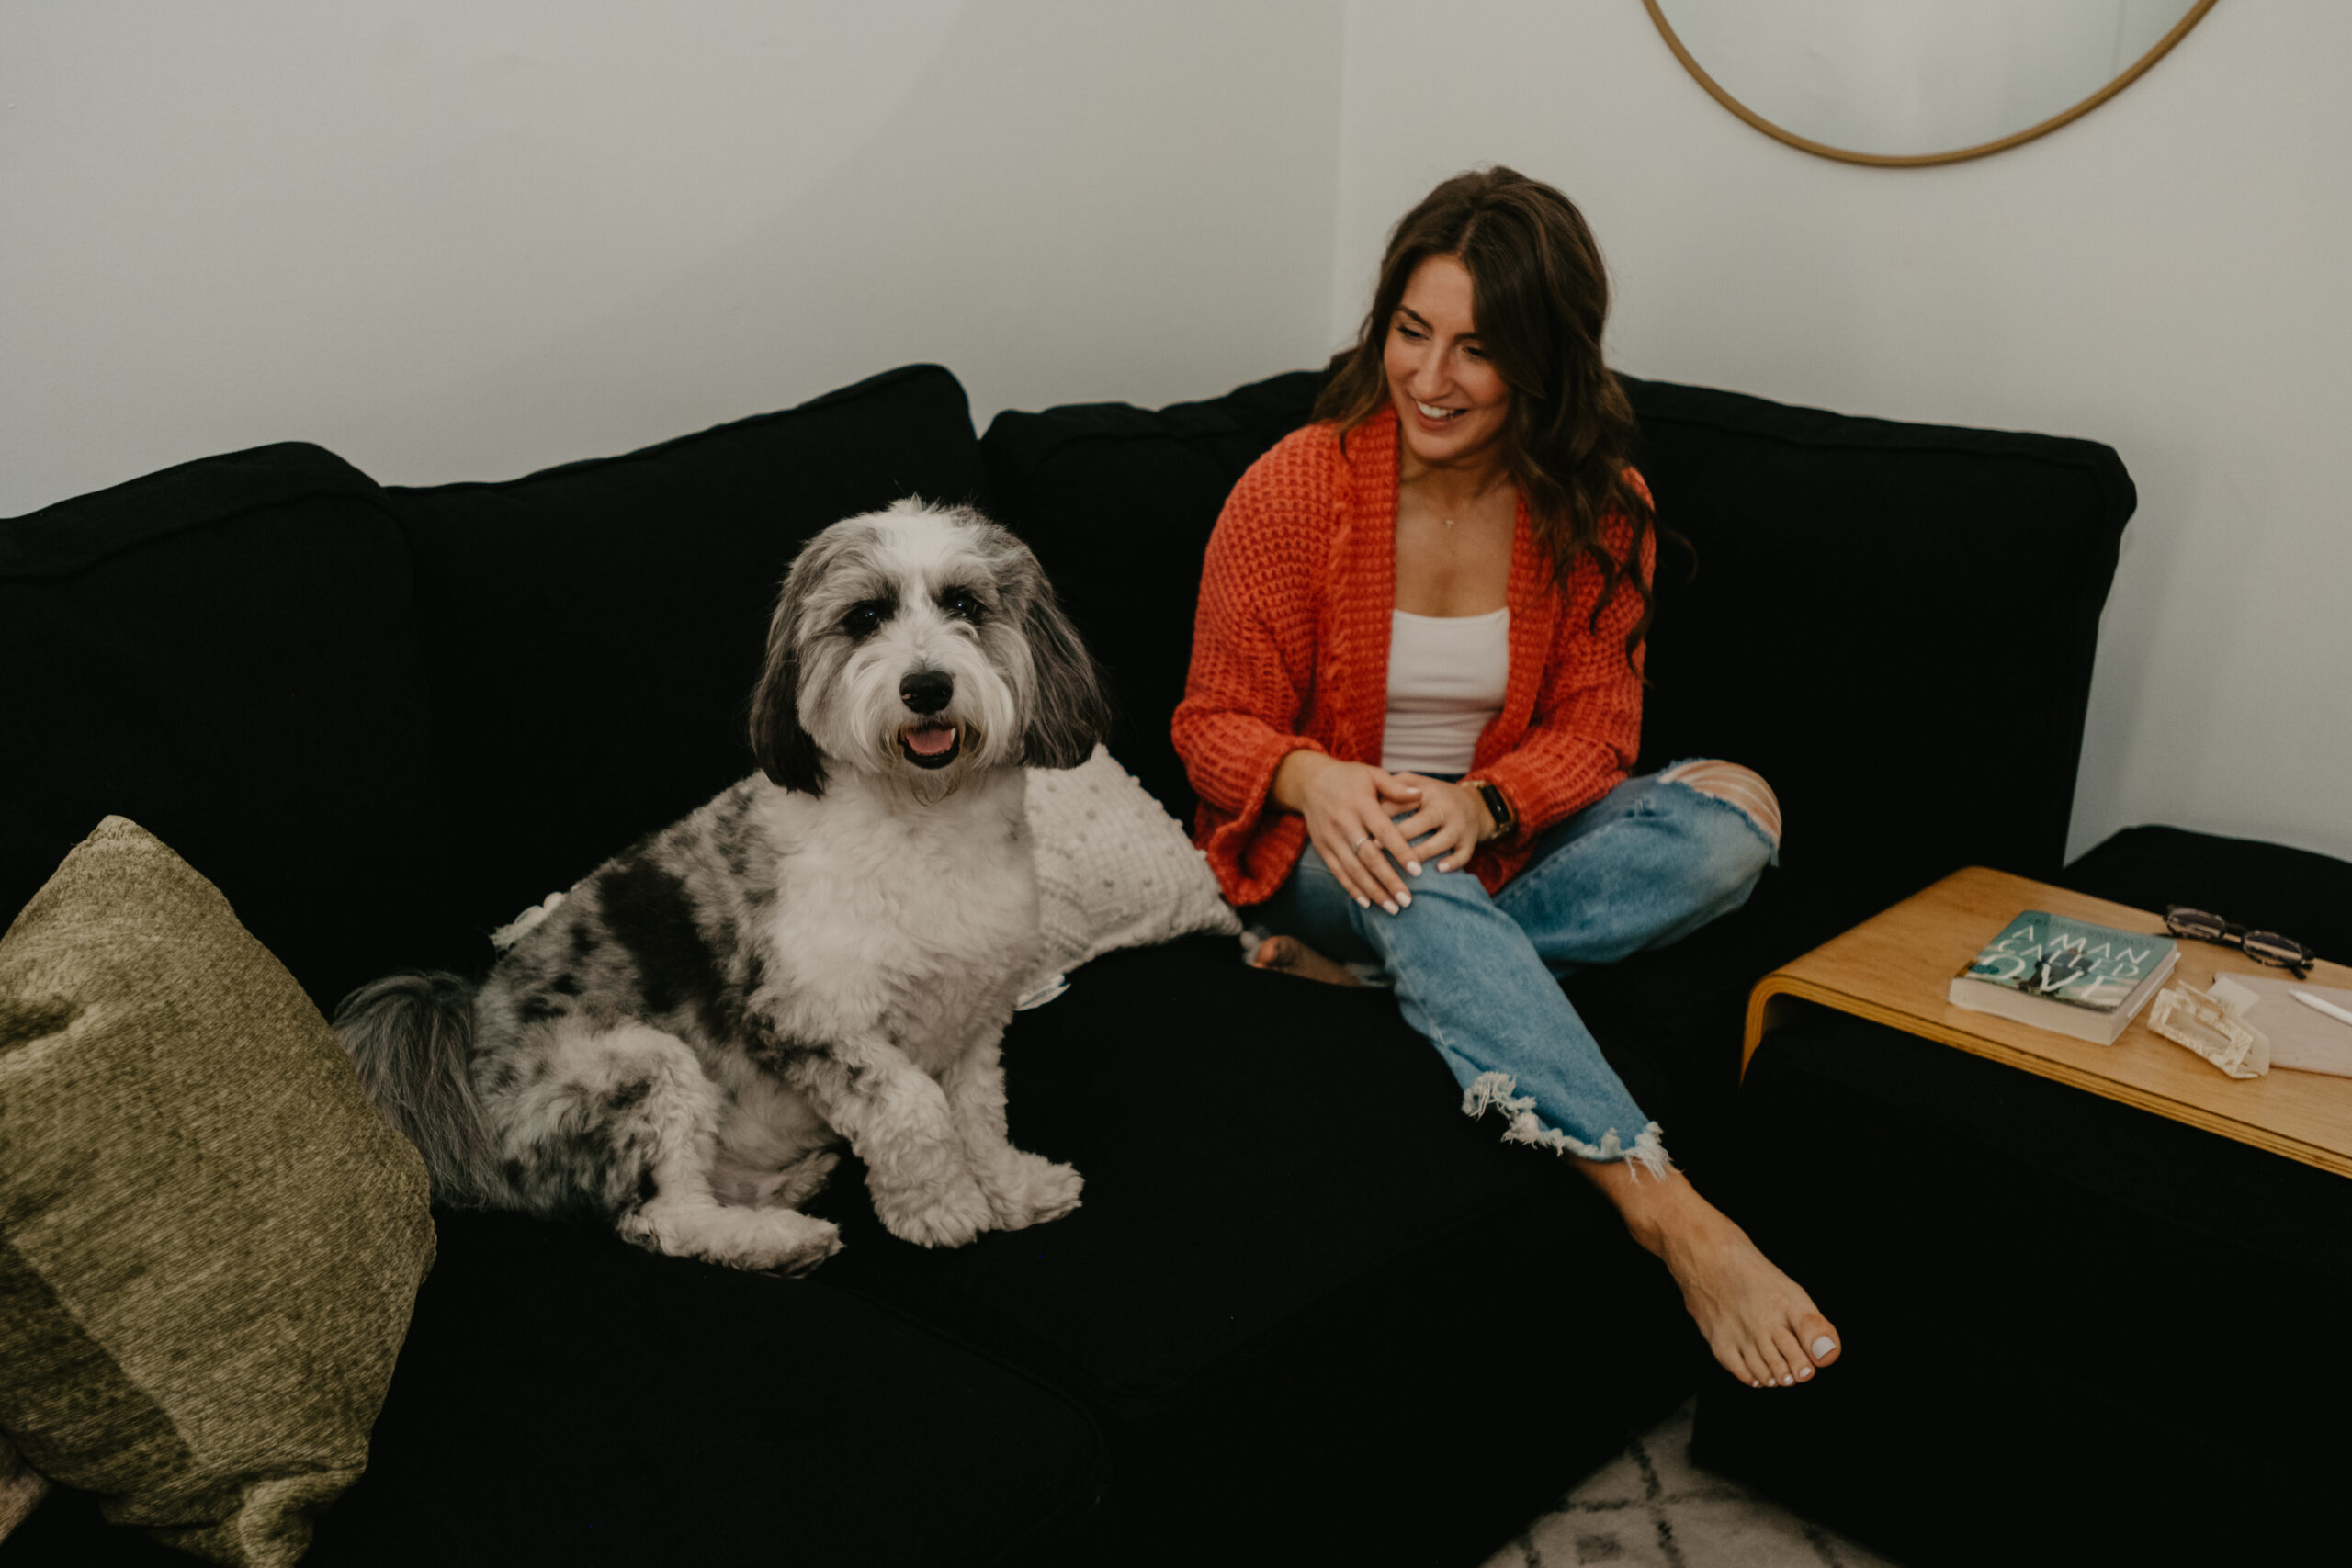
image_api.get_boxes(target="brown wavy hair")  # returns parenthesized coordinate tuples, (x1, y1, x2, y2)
(1316, 165, 1662, 664)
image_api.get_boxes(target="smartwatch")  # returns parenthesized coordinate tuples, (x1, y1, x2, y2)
(1468, 778, 1515, 840)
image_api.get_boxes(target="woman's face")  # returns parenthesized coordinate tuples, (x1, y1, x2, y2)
(1383, 253, 1510, 474)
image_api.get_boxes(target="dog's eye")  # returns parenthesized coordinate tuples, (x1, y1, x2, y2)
(842, 601, 889, 638)
(941, 588, 985, 624)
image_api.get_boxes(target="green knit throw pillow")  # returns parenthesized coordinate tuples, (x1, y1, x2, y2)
(0, 818, 435, 1565)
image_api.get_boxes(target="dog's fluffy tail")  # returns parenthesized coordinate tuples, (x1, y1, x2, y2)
(334, 971, 503, 1208)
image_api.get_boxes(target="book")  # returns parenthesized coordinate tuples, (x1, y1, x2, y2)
(1947, 910, 2180, 1044)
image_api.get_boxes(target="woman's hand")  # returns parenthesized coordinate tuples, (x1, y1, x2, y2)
(1385, 774, 1497, 874)
(1272, 752, 1431, 913)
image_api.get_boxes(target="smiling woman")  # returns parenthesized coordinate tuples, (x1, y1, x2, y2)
(1172, 166, 1838, 1393)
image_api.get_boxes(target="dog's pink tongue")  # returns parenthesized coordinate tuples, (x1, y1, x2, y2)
(906, 725, 956, 756)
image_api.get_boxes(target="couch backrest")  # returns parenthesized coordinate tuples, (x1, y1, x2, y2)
(1, 365, 983, 1007)
(4, 362, 2132, 1005)
(1620, 377, 2133, 900)
(979, 372, 2134, 909)
(382, 363, 984, 945)
(978, 371, 1327, 819)
(1, 446, 451, 1010)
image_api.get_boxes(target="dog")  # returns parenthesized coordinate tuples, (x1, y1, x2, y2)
(335, 500, 1112, 1274)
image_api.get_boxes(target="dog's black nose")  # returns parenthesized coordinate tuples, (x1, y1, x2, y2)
(901, 670, 954, 715)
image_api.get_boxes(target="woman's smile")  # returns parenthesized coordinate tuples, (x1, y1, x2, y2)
(1384, 253, 1510, 471)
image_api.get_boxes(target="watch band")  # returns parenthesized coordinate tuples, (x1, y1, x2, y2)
(1469, 778, 1514, 839)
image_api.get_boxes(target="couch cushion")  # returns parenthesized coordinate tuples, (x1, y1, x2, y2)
(807, 935, 1701, 1563)
(7, 1208, 1109, 1568)
(1620, 377, 2136, 910)
(0, 445, 447, 1011)
(978, 371, 1328, 819)
(385, 365, 984, 946)
(0, 818, 434, 1567)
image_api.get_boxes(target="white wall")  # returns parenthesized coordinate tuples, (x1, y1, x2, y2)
(1, 1, 1345, 513)
(7, 2, 2344, 864)
(1332, 1, 2350, 863)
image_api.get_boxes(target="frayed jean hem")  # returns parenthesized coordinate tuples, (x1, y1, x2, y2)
(1461, 1072, 1671, 1179)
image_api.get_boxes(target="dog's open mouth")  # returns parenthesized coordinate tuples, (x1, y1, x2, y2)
(900, 724, 961, 769)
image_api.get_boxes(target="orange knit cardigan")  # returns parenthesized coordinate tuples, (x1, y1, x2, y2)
(1171, 406, 1653, 906)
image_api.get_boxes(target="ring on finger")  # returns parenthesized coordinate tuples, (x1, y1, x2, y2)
(1350, 833, 1374, 852)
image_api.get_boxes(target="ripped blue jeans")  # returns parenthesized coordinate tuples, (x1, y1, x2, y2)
(1244, 766, 1778, 1177)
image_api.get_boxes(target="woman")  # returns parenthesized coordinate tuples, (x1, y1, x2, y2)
(1171, 167, 1838, 1391)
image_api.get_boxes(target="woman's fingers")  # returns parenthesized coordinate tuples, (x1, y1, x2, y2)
(1389, 804, 1443, 843)
(1375, 770, 1427, 806)
(1337, 817, 1411, 910)
(1320, 825, 1396, 910)
(1369, 814, 1420, 892)
(1313, 838, 1374, 908)
(1419, 822, 1469, 872)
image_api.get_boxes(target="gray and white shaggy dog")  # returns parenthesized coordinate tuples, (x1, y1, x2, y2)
(336, 500, 1113, 1276)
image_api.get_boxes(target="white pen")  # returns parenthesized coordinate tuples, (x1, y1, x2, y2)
(2291, 990, 2352, 1029)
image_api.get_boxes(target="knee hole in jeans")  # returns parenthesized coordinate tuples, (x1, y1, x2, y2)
(1657, 759, 1781, 848)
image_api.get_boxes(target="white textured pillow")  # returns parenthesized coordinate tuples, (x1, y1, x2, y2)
(1021, 744, 1238, 1004)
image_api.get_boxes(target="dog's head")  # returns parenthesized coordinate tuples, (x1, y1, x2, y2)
(750, 501, 1113, 795)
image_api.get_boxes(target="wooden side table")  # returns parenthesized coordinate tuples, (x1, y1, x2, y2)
(1743, 865, 2352, 1179)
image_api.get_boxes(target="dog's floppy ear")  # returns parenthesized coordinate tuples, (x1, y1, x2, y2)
(750, 562, 828, 795)
(1018, 574, 1114, 771)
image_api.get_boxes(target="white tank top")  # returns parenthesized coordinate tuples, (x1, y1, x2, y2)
(1381, 607, 1510, 775)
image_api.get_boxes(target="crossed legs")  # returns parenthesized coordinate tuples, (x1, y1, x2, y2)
(1247, 762, 1840, 1386)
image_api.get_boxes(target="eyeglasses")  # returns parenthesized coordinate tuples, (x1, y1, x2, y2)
(2164, 907, 2319, 980)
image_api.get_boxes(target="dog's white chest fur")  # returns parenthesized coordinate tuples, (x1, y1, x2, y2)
(757, 770, 1038, 1073)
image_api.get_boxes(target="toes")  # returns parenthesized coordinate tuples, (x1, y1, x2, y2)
(1771, 1326, 1816, 1382)
(1800, 1314, 1841, 1368)
(1722, 1338, 1772, 1389)
(1755, 1333, 1796, 1388)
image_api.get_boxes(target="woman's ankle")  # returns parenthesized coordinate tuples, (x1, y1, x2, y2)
(1577, 1158, 1719, 1258)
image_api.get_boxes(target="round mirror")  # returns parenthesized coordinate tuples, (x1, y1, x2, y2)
(1644, 0, 2216, 166)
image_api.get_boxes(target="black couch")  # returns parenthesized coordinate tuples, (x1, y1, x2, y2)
(4, 362, 2143, 1565)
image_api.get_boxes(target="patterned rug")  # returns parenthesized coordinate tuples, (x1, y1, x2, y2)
(1481, 1401, 1899, 1568)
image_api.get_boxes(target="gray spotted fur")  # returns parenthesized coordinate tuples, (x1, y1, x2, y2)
(335, 501, 1111, 1273)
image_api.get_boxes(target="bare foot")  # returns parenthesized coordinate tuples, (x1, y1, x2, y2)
(1250, 934, 1362, 987)
(1590, 1165, 1840, 1388)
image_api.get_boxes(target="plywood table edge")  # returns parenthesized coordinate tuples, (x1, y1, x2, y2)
(1742, 972, 2352, 1181)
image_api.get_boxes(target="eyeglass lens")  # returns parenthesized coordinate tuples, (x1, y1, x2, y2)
(2243, 931, 2309, 965)
(2165, 908, 2313, 970)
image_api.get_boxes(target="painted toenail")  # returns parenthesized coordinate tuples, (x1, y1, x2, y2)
(1780, 1375, 1792, 1386)
(1812, 1337, 1838, 1359)
(1797, 1367, 1812, 1380)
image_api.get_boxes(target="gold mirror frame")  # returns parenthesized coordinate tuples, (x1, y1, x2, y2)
(1642, 0, 2219, 166)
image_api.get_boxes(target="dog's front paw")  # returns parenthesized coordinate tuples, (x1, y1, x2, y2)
(873, 1174, 996, 1249)
(622, 1202, 842, 1275)
(981, 1149, 1084, 1232)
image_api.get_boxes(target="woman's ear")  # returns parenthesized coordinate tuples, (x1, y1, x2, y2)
(1018, 576, 1114, 771)
(749, 570, 827, 795)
